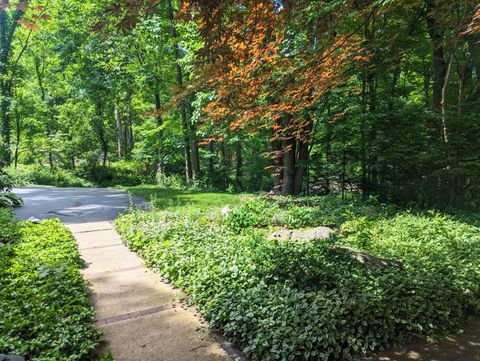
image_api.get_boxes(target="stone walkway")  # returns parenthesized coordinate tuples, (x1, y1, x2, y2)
(69, 221, 232, 361)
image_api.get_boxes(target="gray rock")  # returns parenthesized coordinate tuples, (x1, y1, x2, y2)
(221, 205, 232, 217)
(269, 227, 334, 242)
(0, 355, 25, 361)
(27, 217, 41, 224)
(337, 246, 401, 267)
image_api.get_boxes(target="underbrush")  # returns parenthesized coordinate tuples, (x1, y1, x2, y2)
(0, 208, 19, 244)
(225, 195, 397, 230)
(115, 196, 480, 361)
(0, 219, 100, 360)
(6, 165, 95, 188)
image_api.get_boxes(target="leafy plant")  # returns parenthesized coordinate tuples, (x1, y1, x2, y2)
(0, 208, 18, 243)
(116, 201, 480, 361)
(0, 219, 100, 359)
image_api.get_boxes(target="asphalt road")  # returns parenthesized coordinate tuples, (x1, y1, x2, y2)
(14, 187, 148, 224)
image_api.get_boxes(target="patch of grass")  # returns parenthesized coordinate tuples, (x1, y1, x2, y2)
(0, 219, 100, 360)
(122, 184, 249, 211)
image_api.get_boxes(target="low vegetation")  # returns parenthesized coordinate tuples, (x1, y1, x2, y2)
(123, 185, 247, 211)
(0, 208, 19, 244)
(116, 196, 480, 361)
(0, 219, 100, 360)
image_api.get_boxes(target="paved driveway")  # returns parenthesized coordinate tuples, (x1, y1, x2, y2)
(14, 187, 148, 224)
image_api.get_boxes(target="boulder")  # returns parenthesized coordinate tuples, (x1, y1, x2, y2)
(269, 227, 334, 242)
(0, 356, 25, 361)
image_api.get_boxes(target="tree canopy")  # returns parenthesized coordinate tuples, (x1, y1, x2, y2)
(0, 0, 479, 208)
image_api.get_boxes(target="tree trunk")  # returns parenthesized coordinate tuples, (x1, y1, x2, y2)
(154, 92, 165, 176)
(14, 112, 20, 168)
(166, 0, 192, 183)
(282, 138, 296, 195)
(426, 4, 447, 111)
(293, 140, 308, 196)
(235, 140, 242, 187)
(187, 102, 200, 180)
(115, 101, 126, 158)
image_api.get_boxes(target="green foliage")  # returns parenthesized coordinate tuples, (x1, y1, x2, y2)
(0, 192, 24, 208)
(123, 185, 247, 211)
(341, 213, 480, 313)
(0, 219, 100, 360)
(6, 165, 95, 188)
(0, 166, 13, 193)
(225, 195, 396, 231)
(115, 199, 480, 361)
(0, 208, 18, 244)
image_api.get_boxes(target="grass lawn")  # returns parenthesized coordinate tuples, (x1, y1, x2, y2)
(120, 185, 250, 211)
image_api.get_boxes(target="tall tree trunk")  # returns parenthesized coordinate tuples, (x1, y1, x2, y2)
(124, 91, 134, 154)
(293, 117, 313, 196)
(293, 140, 308, 196)
(208, 142, 214, 181)
(235, 140, 242, 187)
(167, 0, 192, 183)
(282, 139, 296, 195)
(114, 101, 126, 158)
(441, 53, 453, 144)
(154, 92, 165, 176)
(426, 3, 447, 111)
(186, 101, 200, 180)
(14, 112, 20, 168)
(0, 2, 26, 164)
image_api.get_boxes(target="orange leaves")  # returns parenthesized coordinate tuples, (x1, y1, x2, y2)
(16, 2, 51, 32)
(17, 2, 27, 12)
(465, 6, 480, 36)
(186, 0, 365, 150)
(18, 18, 39, 30)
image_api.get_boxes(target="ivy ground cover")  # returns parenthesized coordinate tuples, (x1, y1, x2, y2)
(0, 219, 100, 360)
(115, 196, 480, 361)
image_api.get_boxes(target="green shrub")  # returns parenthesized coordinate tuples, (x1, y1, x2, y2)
(0, 208, 18, 243)
(341, 212, 480, 313)
(0, 219, 100, 359)
(116, 206, 480, 361)
(6, 165, 95, 188)
(225, 195, 396, 230)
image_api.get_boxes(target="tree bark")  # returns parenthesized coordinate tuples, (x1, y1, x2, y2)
(426, 3, 447, 111)
(282, 139, 296, 195)
(166, 0, 192, 183)
(154, 92, 165, 176)
(0, 2, 26, 164)
(235, 140, 242, 187)
(115, 101, 126, 157)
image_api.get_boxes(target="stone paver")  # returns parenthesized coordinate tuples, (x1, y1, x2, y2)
(98, 309, 228, 361)
(68, 221, 231, 361)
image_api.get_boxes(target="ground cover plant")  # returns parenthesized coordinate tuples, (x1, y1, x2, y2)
(0, 219, 100, 360)
(0, 208, 19, 244)
(116, 195, 480, 361)
(224, 195, 397, 230)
